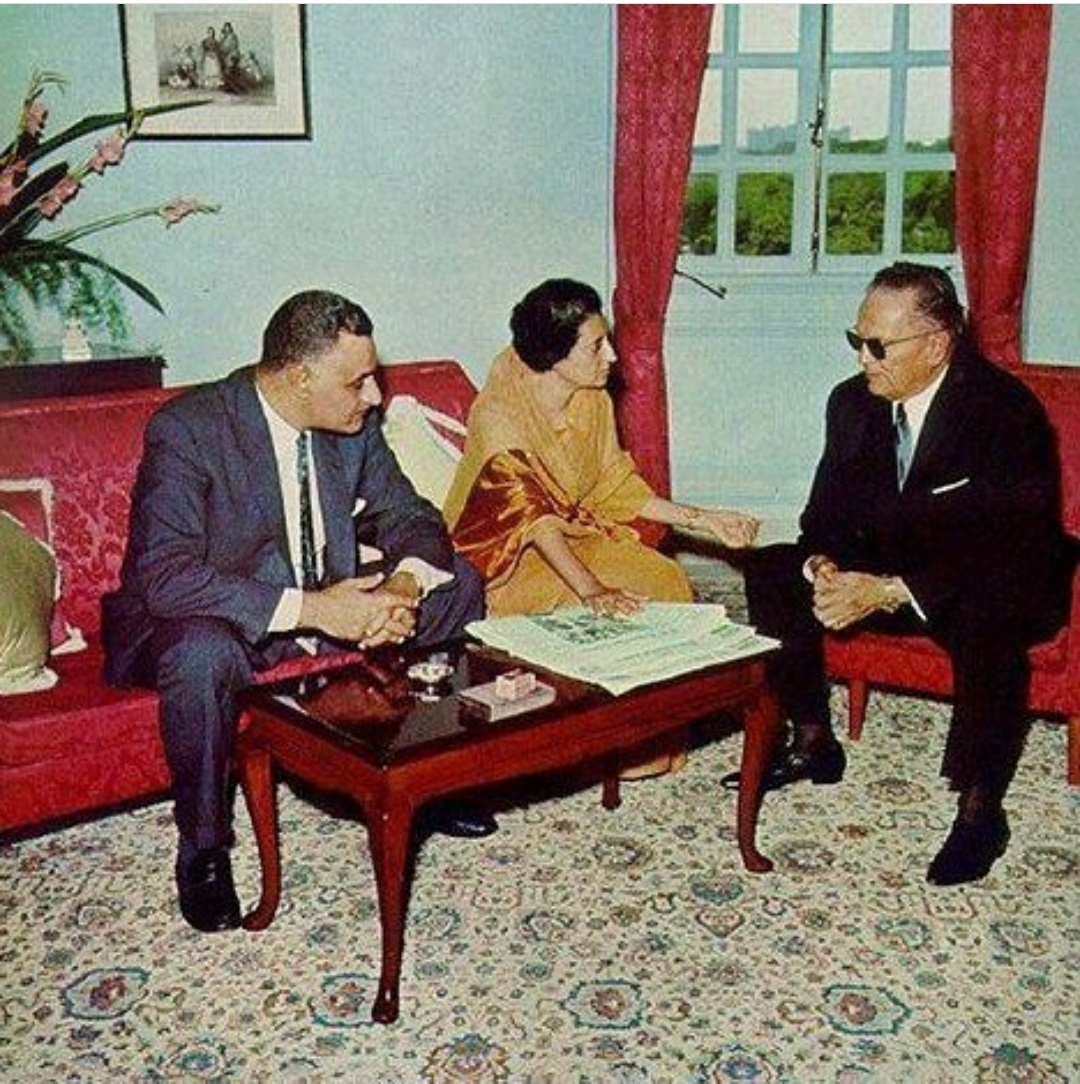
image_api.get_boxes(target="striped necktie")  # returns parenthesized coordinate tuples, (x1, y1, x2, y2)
(894, 402, 913, 489)
(296, 431, 319, 588)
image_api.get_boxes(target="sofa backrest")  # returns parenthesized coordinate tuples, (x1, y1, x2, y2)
(0, 359, 478, 637)
(1020, 364, 1080, 537)
(0, 387, 182, 636)
(380, 359, 477, 435)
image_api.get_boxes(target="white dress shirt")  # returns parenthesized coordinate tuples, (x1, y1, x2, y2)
(256, 388, 451, 636)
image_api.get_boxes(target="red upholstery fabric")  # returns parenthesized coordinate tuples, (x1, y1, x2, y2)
(0, 361, 477, 836)
(0, 389, 181, 637)
(0, 638, 171, 827)
(824, 365, 1080, 783)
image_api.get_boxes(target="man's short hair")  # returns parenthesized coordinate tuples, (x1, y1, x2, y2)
(870, 262, 966, 338)
(260, 290, 374, 369)
(510, 278, 604, 372)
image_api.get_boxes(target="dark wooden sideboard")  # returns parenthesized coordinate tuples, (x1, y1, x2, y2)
(0, 350, 166, 401)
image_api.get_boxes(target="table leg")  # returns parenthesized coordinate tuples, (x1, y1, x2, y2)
(237, 733, 282, 931)
(601, 776, 622, 810)
(736, 689, 782, 873)
(366, 795, 414, 1024)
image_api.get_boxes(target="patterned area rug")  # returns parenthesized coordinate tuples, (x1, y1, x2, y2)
(3, 565, 1077, 1083)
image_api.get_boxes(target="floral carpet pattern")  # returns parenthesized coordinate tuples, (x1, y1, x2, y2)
(2, 566, 1077, 1083)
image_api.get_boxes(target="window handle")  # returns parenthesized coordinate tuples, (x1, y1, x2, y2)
(807, 104, 826, 150)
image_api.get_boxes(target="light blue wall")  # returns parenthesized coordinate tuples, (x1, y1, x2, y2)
(1, 3, 613, 384)
(3, 4, 1077, 527)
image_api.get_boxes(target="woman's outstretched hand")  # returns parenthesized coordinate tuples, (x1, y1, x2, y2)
(695, 508, 761, 549)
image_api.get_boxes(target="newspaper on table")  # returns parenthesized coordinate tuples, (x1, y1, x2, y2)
(466, 602, 778, 696)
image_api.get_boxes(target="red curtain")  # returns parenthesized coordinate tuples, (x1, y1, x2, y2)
(953, 6, 1053, 371)
(612, 4, 712, 496)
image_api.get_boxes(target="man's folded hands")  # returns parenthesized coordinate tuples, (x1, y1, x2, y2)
(300, 573, 419, 645)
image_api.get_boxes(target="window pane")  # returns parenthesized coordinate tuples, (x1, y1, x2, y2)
(903, 171, 955, 253)
(739, 5, 799, 53)
(828, 70, 890, 153)
(708, 6, 725, 53)
(905, 68, 951, 152)
(825, 173, 885, 254)
(735, 172, 793, 255)
(738, 70, 798, 153)
(694, 69, 722, 149)
(832, 4, 893, 52)
(681, 173, 719, 255)
(909, 5, 950, 51)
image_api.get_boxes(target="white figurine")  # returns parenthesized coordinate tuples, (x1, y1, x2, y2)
(61, 314, 92, 361)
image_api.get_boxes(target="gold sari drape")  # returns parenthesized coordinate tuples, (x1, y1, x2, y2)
(444, 348, 691, 616)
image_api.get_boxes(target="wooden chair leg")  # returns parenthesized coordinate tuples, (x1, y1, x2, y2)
(1068, 714, 1079, 786)
(847, 680, 869, 741)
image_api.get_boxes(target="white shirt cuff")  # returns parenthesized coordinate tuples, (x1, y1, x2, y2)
(395, 557, 453, 599)
(269, 587, 304, 632)
(896, 577, 927, 621)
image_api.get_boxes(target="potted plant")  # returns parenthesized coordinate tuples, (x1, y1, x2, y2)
(0, 71, 217, 361)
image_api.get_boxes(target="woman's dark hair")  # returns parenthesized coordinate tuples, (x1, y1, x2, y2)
(510, 278, 604, 372)
(260, 290, 374, 370)
(870, 262, 967, 339)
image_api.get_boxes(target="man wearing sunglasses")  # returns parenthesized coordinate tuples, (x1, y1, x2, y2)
(728, 262, 1073, 886)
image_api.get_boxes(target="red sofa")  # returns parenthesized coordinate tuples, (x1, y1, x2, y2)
(0, 360, 480, 837)
(825, 364, 1080, 784)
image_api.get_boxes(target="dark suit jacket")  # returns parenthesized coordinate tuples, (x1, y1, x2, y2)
(798, 345, 1072, 640)
(103, 366, 455, 680)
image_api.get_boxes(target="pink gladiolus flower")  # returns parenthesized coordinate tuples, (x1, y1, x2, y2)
(159, 197, 204, 226)
(87, 130, 127, 175)
(0, 160, 27, 210)
(36, 172, 81, 219)
(24, 98, 48, 138)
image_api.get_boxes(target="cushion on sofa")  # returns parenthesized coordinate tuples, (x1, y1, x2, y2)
(0, 513, 59, 695)
(382, 394, 465, 508)
(0, 479, 86, 655)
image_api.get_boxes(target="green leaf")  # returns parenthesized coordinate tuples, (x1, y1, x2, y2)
(25, 99, 212, 166)
(7, 238, 165, 314)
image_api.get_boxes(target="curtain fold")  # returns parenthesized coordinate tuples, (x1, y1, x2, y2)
(612, 4, 713, 496)
(953, 5, 1053, 371)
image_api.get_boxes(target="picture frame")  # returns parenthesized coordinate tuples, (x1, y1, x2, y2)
(119, 4, 310, 140)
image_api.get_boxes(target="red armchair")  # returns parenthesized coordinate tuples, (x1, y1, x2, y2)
(824, 364, 1080, 784)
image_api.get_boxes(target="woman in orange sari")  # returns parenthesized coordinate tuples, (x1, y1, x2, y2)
(444, 279, 759, 776)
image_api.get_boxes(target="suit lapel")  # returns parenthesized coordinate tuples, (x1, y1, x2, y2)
(226, 370, 293, 568)
(905, 360, 964, 489)
(861, 394, 898, 495)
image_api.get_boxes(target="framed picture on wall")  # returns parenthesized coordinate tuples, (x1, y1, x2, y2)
(119, 4, 310, 139)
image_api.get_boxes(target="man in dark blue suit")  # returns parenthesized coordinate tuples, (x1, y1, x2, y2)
(727, 263, 1073, 886)
(104, 290, 489, 932)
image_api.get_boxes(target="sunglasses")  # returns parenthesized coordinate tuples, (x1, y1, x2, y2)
(845, 327, 941, 362)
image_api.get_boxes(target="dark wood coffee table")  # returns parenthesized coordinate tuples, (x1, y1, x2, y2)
(236, 641, 780, 1024)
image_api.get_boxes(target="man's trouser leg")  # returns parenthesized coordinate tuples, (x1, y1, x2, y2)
(744, 544, 832, 734)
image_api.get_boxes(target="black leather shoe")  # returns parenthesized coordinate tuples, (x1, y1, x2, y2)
(721, 739, 846, 793)
(177, 847, 241, 933)
(926, 811, 1010, 886)
(419, 801, 498, 839)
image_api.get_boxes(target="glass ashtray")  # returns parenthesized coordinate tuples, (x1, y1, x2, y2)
(406, 659, 455, 701)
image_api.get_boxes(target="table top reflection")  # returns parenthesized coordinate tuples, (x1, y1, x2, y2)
(244, 642, 601, 766)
